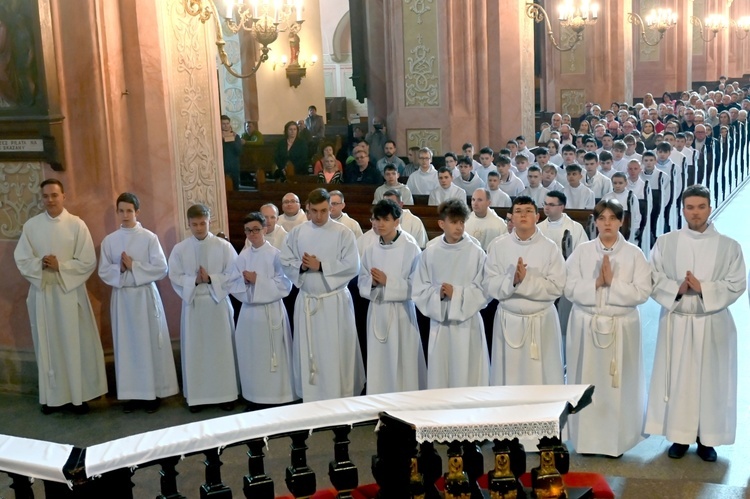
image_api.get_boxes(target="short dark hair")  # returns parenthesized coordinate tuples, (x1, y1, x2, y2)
(116, 192, 140, 211)
(583, 152, 599, 163)
(565, 164, 583, 173)
(642, 150, 656, 159)
(511, 195, 537, 212)
(307, 188, 330, 205)
(220, 114, 230, 122)
(612, 172, 627, 181)
(437, 198, 470, 222)
(243, 211, 267, 226)
(535, 147, 549, 156)
(599, 151, 613, 162)
(487, 171, 500, 178)
(506, 139, 518, 147)
(594, 199, 624, 221)
(546, 190, 567, 206)
(656, 142, 672, 153)
(40, 178, 64, 193)
(383, 189, 402, 201)
(515, 154, 529, 163)
(497, 155, 511, 166)
(515, 135, 526, 142)
(187, 204, 210, 219)
(682, 184, 711, 206)
(438, 166, 452, 175)
(458, 155, 473, 166)
(444, 151, 458, 162)
(462, 142, 474, 150)
(383, 163, 398, 173)
(308, 105, 317, 111)
(371, 199, 402, 220)
(561, 144, 576, 154)
(384, 140, 396, 148)
(479, 147, 494, 156)
(527, 165, 542, 174)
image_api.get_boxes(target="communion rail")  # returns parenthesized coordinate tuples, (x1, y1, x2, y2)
(0, 385, 593, 498)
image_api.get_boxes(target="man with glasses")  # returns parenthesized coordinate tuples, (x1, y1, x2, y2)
(329, 190, 363, 239)
(279, 193, 306, 232)
(406, 147, 439, 195)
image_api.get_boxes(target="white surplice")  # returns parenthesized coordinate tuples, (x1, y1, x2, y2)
(280, 219, 365, 402)
(279, 210, 307, 232)
(464, 211, 508, 251)
(406, 166, 439, 195)
(333, 213, 364, 239)
(584, 171, 613, 198)
(98, 223, 178, 400)
(428, 184, 468, 206)
(412, 236, 490, 389)
(564, 183, 596, 209)
(564, 234, 651, 456)
(484, 229, 566, 386)
(264, 225, 288, 251)
(14, 210, 107, 407)
(400, 209, 428, 248)
(168, 233, 239, 406)
(488, 188, 512, 208)
(645, 225, 747, 447)
(358, 233, 426, 394)
(519, 185, 549, 208)
(232, 242, 296, 404)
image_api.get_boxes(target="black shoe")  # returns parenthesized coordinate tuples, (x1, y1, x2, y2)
(219, 401, 235, 411)
(696, 441, 717, 462)
(41, 404, 57, 415)
(145, 399, 161, 414)
(668, 442, 690, 459)
(71, 402, 90, 415)
(122, 400, 139, 413)
(188, 405, 202, 413)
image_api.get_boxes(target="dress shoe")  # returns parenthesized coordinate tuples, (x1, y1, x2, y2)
(70, 402, 90, 415)
(122, 400, 139, 413)
(145, 399, 161, 414)
(188, 405, 202, 413)
(40, 404, 57, 415)
(668, 443, 689, 459)
(696, 441, 717, 462)
(219, 401, 236, 412)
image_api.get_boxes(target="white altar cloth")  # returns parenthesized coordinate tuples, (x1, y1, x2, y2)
(383, 401, 568, 443)
(0, 435, 74, 483)
(85, 385, 592, 478)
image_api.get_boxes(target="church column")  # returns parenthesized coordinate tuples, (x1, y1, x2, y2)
(542, 0, 633, 120)
(365, 0, 535, 156)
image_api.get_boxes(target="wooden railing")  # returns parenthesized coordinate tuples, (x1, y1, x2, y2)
(0, 386, 593, 498)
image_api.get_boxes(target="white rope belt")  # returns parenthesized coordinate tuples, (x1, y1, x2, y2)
(501, 307, 547, 360)
(590, 313, 620, 388)
(303, 288, 345, 384)
(264, 302, 283, 372)
(372, 302, 397, 344)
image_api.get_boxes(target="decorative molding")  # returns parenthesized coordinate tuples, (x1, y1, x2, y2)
(638, 0, 660, 61)
(405, 0, 433, 24)
(561, 89, 586, 117)
(407, 128, 441, 153)
(692, 0, 705, 55)
(0, 161, 44, 241)
(560, 27, 585, 74)
(405, 35, 439, 107)
(162, 0, 227, 235)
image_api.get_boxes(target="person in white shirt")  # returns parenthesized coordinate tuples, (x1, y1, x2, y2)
(406, 147, 439, 195)
(462, 142, 484, 172)
(598, 151, 617, 179)
(329, 190, 364, 239)
(255, 203, 287, 250)
(514, 154, 531, 187)
(583, 152, 613, 198)
(641, 149, 671, 242)
(623, 135, 642, 163)
(515, 135, 535, 162)
(496, 155, 525, 197)
(602, 172, 642, 247)
(626, 160, 653, 252)
(541, 164, 566, 192)
(486, 171, 512, 208)
(476, 147, 499, 184)
(279, 193, 307, 232)
(453, 155, 485, 195)
(384, 189, 428, 249)
(610, 142, 628, 173)
(429, 167, 468, 206)
(444, 152, 461, 178)
(519, 165, 549, 207)
(547, 139, 564, 166)
(465, 188, 508, 251)
(373, 164, 414, 205)
(564, 164, 596, 209)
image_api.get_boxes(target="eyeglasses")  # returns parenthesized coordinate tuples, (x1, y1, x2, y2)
(282, 200, 299, 204)
(244, 228, 263, 234)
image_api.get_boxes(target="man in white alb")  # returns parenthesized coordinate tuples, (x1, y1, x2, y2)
(279, 193, 307, 232)
(464, 188, 508, 251)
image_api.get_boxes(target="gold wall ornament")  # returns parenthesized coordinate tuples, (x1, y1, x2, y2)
(691, 14, 728, 42)
(730, 17, 750, 40)
(627, 9, 677, 47)
(525, 1, 598, 52)
(182, 0, 305, 78)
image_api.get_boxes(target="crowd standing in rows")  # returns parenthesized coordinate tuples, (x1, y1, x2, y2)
(14, 79, 749, 465)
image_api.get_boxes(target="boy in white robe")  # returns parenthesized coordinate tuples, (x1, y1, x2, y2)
(373, 164, 414, 205)
(624, 161, 652, 253)
(359, 200, 426, 394)
(99, 193, 178, 413)
(519, 166, 549, 208)
(656, 141, 682, 232)
(14, 179, 107, 414)
(603, 173, 642, 247)
(384, 189, 428, 249)
(406, 147, 439, 195)
(541, 164, 566, 193)
(465, 188, 508, 251)
(640, 150, 670, 246)
(484, 196, 566, 386)
(413, 199, 490, 389)
(564, 164, 596, 209)
(486, 171, 513, 208)
(565, 199, 651, 457)
(280, 188, 366, 401)
(496, 155, 525, 197)
(646, 186, 747, 462)
(453, 156, 486, 196)
(429, 167, 468, 206)
(168, 204, 239, 411)
(233, 212, 296, 408)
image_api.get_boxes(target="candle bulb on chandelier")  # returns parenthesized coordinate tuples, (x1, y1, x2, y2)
(296, 0, 303, 22)
(226, 0, 235, 19)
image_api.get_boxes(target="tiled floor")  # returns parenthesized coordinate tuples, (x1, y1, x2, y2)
(1, 187, 749, 498)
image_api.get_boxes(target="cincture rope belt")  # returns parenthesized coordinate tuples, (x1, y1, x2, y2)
(304, 288, 345, 384)
(372, 302, 397, 344)
(501, 308, 546, 360)
(590, 313, 620, 388)
(264, 302, 283, 372)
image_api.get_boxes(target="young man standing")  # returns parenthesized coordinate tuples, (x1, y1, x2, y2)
(646, 185, 746, 462)
(640, 150, 670, 243)
(413, 199, 490, 388)
(384, 189, 428, 249)
(280, 189, 365, 401)
(233, 212, 296, 409)
(464, 188, 508, 251)
(484, 196, 566, 386)
(99, 193, 178, 413)
(15, 179, 107, 414)
(603, 172, 642, 247)
(373, 164, 414, 205)
(168, 204, 239, 412)
(476, 147, 499, 184)
(329, 190, 364, 239)
(358, 200, 426, 394)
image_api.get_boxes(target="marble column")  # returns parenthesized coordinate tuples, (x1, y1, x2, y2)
(541, 0, 633, 119)
(364, 0, 535, 155)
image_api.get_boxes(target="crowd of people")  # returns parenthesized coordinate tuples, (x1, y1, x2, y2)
(12, 79, 749, 466)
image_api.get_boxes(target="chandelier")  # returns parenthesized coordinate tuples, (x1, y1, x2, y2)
(691, 14, 728, 43)
(526, 1, 599, 52)
(627, 8, 677, 46)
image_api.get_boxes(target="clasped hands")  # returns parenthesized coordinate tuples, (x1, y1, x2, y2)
(371, 267, 387, 286)
(120, 252, 133, 273)
(195, 265, 211, 285)
(595, 255, 614, 289)
(42, 254, 59, 271)
(513, 257, 527, 286)
(301, 252, 321, 272)
(678, 270, 702, 296)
